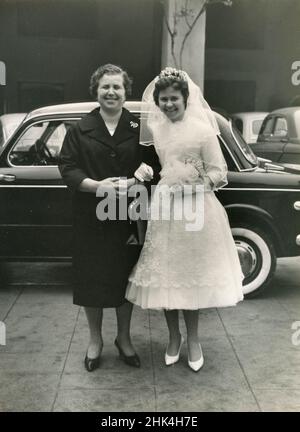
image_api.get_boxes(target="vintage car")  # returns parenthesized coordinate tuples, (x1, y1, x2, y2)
(252, 107, 300, 167)
(231, 112, 268, 144)
(0, 101, 299, 298)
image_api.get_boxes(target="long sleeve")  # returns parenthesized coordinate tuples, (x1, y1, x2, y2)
(201, 134, 228, 190)
(58, 126, 88, 194)
(140, 144, 161, 186)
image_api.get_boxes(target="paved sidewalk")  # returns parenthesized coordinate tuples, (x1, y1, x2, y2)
(0, 257, 300, 412)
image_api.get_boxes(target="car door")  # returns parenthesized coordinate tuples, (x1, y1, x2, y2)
(0, 117, 78, 260)
(277, 112, 300, 165)
(280, 140, 300, 165)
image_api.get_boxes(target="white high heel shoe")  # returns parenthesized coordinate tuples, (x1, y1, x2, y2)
(165, 335, 184, 366)
(188, 343, 204, 372)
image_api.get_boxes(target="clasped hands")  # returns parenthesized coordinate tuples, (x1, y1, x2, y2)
(97, 163, 153, 197)
(134, 162, 154, 182)
(159, 158, 213, 193)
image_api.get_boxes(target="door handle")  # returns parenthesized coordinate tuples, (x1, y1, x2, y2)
(0, 174, 16, 182)
(294, 201, 300, 211)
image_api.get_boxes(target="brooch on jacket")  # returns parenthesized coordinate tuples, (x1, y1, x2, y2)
(130, 121, 138, 129)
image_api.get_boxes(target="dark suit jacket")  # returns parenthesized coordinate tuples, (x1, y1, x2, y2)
(59, 106, 160, 195)
(59, 107, 140, 193)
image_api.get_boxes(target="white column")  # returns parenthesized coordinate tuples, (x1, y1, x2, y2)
(161, 0, 206, 90)
(0, 61, 6, 86)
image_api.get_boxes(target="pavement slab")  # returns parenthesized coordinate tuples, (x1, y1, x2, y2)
(253, 388, 300, 412)
(0, 352, 66, 373)
(2, 303, 79, 354)
(53, 388, 156, 412)
(228, 333, 300, 390)
(155, 383, 259, 412)
(0, 373, 60, 412)
(0, 257, 299, 411)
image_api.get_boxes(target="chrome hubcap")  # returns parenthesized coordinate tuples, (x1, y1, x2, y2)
(235, 240, 257, 278)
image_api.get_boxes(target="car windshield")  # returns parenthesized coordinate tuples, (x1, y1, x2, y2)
(231, 123, 258, 165)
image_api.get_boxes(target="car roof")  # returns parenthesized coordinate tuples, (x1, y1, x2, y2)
(1, 101, 257, 172)
(268, 106, 300, 116)
(25, 101, 148, 121)
(232, 112, 268, 119)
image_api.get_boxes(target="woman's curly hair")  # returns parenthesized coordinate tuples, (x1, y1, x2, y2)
(89, 64, 132, 99)
(153, 75, 189, 108)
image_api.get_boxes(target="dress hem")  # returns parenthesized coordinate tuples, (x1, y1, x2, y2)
(126, 297, 244, 311)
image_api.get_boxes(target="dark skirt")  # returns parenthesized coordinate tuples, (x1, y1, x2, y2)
(72, 199, 141, 307)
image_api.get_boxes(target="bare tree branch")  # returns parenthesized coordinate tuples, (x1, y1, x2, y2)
(162, 0, 232, 70)
(184, 0, 192, 29)
(161, 0, 179, 68)
(179, 1, 206, 68)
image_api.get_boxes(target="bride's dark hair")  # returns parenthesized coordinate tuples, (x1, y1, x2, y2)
(153, 76, 189, 108)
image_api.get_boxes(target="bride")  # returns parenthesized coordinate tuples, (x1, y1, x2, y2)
(126, 67, 244, 372)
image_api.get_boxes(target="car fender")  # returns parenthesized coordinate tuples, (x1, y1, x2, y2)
(224, 203, 284, 256)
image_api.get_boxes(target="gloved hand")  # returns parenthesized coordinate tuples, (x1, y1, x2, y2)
(134, 162, 154, 182)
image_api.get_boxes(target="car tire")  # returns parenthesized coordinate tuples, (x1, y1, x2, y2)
(231, 224, 277, 298)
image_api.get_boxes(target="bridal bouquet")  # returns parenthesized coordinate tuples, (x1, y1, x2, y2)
(159, 158, 205, 193)
(184, 157, 205, 178)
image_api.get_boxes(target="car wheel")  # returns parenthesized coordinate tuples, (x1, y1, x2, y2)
(231, 224, 276, 298)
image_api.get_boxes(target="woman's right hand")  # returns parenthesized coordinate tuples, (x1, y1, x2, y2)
(79, 177, 120, 193)
(97, 177, 137, 198)
(96, 177, 123, 195)
(97, 177, 120, 189)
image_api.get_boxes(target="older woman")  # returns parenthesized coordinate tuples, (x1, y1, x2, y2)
(59, 64, 156, 371)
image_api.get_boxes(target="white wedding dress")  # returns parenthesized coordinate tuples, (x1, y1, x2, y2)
(126, 114, 244, 310)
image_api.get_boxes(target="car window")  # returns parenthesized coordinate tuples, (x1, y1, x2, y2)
(252, 119, 264, 135)
(233, 118, 243, 134)
(273, 116, 288, 137)
(231, 125, 257, 165)
(8, 119, 75, 166)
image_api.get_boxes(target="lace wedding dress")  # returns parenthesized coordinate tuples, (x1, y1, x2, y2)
(126, 114, 244, 310)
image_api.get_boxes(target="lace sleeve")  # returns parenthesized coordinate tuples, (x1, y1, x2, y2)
(200, 133, 228, 191)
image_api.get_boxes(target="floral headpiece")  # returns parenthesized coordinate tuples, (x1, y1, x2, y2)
(156, 67, 188, 82)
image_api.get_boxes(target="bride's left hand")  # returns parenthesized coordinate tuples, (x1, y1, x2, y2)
(134, 163, 154, 182)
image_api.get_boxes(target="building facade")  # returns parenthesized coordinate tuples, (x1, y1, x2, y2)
(205, 0, 300, 113)
(0, 0, 162, 114)
(0, 0, 299, 115)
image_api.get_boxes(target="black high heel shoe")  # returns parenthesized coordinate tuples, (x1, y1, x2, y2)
(114, 338, 141, 368)
(84, 353, 101, 372)
(84, 343, 103, 372)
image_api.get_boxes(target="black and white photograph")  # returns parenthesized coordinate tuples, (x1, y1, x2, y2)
(0, 0, 300, 414)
